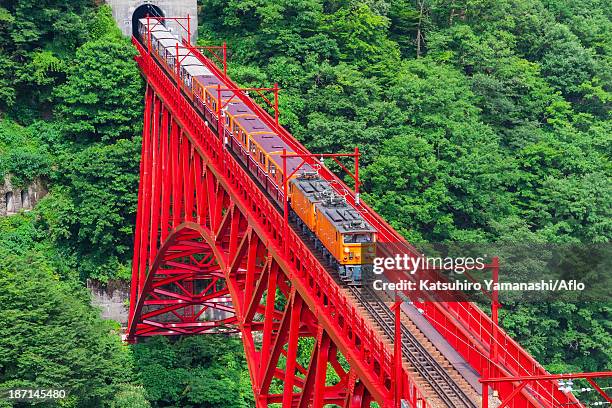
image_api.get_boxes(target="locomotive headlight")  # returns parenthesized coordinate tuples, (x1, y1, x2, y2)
(344, 247, 350, 253)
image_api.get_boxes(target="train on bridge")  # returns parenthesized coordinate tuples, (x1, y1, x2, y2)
(126, 13, 598, 408)
(137, 17, 376, 285)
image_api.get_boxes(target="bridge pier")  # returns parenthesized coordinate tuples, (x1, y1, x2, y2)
(105, 0, 197, 43)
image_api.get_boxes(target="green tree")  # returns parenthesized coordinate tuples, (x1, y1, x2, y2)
(48, 139, 141, 281)
(111, 385, 151, 408)
(133, 336, 254, 407)
(0, 244, 135, 407)
(0, 119, 51, 187)
(323, 3, 401, 73)
(54, 36, 142, 142)
(540, 24, 597, 98)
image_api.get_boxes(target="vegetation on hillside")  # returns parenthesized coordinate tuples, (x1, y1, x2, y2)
(197, 0, 611, 376)
(0, 0, 609, 406)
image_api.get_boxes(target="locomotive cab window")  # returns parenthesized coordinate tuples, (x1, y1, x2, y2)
(344, 234, 372, 243)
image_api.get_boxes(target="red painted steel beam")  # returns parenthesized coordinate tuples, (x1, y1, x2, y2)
(180, 37, 581, 408)
(482, 372, 612, 382)
(128, 40, 406, 406)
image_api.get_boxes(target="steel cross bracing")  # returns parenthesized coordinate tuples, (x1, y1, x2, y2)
(127, 34, 582, 408)
(128, 40, 410, 407)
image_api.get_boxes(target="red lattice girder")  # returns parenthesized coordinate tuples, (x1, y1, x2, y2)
(127, 77, 402, 406)
(128, 35, 583, 408)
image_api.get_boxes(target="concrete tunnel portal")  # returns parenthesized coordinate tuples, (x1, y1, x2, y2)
(131, 4, 165, 39)
(105, 1, 197, 44)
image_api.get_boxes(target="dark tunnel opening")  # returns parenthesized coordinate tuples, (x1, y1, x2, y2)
(132, 4, 165, 39)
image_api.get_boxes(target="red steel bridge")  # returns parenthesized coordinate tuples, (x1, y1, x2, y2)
(125, 18, 608, 408)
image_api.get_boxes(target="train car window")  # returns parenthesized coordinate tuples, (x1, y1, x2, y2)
(225, 116, 230, 125)
(344, 234, 372, 243)
(259, 152, 265, 164)
(242, 132, 247, 145)
(250, 143, 256, 154)
(269, 164, 276, 175)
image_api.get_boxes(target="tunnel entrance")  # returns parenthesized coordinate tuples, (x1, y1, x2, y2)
(132, 4, 165, 39)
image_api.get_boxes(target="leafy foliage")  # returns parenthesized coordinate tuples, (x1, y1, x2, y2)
(48, 139, 141, 281)
(0, 119, 51, 187)
(54, 36, 141, 142)
(198, 0, 611, 377)
(0, 231, 135, 407)
(132, 336, 254, 408)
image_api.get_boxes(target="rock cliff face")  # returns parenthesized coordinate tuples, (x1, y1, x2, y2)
(0, 176, 47, 216)
(88, 279, 131, 326)
(88, 278, 234, 328)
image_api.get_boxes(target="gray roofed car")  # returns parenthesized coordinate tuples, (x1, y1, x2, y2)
(195, 75, 224, 87)
(150, 31, 176, 42)
(177, 55, 201, 66)
(138, 18, 167, 31)
(165, 46, 192, 57)
(226, 102, 253, 117)
(235, 116, 271, 134)
(249, 133, 299, 170)
(315, 197, 376, 234)
(182, 65, 212, 77)
(158, 38, 180, 49)
(290, 175, 332, 200)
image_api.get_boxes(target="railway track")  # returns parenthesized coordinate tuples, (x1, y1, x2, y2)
(349, 285, 477, 408)
(151, 47, 479, 404)
(291, 224, 478, 408)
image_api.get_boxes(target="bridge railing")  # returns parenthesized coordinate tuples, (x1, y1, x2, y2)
(134, 37, 436, 407)
(183, 42, 584, 407)
(139, 35, 579, 407)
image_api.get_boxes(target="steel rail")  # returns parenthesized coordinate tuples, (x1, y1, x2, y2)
(353, 286, 477, 408)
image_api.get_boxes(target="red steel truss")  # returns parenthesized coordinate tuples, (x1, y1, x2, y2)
(127, 34, 588, 407)
(128, 40, 421, 407)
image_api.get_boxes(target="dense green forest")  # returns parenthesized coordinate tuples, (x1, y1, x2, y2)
(0, 0, 610, 406)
